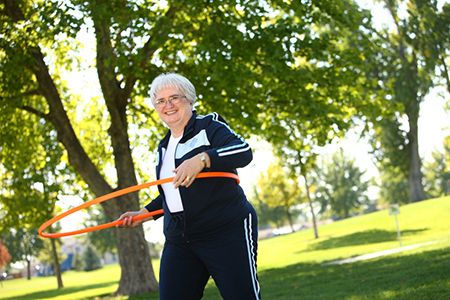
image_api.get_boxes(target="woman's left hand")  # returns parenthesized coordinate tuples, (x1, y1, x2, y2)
(172, 153, 209, 189)
(116, 208, 152, 228)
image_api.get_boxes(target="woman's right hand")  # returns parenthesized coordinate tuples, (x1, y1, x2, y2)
(116, 208, 153, 228)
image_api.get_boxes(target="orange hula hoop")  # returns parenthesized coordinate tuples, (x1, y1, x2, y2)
(39, 172, 240, 238)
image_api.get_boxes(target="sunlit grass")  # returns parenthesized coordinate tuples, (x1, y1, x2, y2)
(0, 264, 120, 300)
(1, 197, 449, 299)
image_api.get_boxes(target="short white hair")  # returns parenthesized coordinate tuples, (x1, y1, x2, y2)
(149, 73, 197, 106)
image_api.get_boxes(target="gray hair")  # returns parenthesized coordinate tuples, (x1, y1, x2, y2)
(149, 73, 197, 106)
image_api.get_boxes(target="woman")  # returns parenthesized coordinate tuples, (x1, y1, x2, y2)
(117, 73, 261, 300)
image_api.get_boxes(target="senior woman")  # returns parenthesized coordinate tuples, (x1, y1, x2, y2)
(117, 73, 261, 300)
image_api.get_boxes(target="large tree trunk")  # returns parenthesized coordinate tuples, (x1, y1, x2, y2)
(92, 7, 160, 295)
(115, 226, 159, 295)
(401, 50, 425, 203)
(407, 107, 425, 203)
(27, 33, 159, 296)
(384, 0, 426, 203)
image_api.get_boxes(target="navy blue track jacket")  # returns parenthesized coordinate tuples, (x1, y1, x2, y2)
(145, 111, 253, 242)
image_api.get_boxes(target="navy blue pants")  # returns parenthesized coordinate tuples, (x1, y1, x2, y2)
(159, 212, 261, 299)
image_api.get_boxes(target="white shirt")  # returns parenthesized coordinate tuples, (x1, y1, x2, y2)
(160, 134, 184, 213)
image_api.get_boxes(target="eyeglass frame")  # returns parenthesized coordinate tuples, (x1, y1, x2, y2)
(154, 94, 187, 108)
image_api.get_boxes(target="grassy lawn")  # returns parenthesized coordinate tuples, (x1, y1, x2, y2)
(1, 196, 449, 299)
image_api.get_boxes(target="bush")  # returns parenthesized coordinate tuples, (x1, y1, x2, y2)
(72, 252, 83, 271)
(82, 245, 101, 272)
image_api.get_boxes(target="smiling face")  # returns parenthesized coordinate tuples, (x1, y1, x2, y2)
(154, 88, 193, 137)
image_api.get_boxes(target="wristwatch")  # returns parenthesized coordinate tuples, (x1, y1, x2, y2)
(198, 153, 207, 168)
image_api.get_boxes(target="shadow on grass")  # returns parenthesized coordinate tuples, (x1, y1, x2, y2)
(257, 246, 450, 300)
(82, 245, 449, 300)
(1, 281, 117, 300)
(305, 228, 427, 251)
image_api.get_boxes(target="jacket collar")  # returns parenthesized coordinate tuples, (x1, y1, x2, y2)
(182, 110, 198, 137)
(157, 110, 198, 178)
(160, 110, 198, 147)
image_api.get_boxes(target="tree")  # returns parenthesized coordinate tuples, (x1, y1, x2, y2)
(0, 238, 11, 288)
(1, 228, 45, 280)
(407, 0, 450, 94)
(0, 108, 68, 287)
(375, 164, 410, 205)
(32, 220, 66, 284)
(247, 0, 393, 239)
(253, 162, 303, 232)
(0, 0, 390, 295)
(0, 102, 70, 287)
(423, 135, 450, 198)
(251, 188, 287, 231)
(0, 0, 266, 294)
(368, 116, 411, 205)
(364, 0, 450, 203)
(72, 251, 83, 271)
(82, 245, 101, 272)
(148, 241, 163, 259)
(84, 205, 117, 259)
(314, 149, 370, 219)
(0, 238, 11, 270)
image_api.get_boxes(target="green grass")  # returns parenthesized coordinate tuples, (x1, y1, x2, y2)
(1, 197, 449, 299)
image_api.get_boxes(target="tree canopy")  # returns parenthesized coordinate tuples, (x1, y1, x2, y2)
(1, 228, 45, 280)
(2, 0, 446, 296)
(364, 0, 450, 203)
(314, 149, 370, 219)
(253, 162, 304, 231)
(1, 0, 389, 294)
(423, 135, 450, 198)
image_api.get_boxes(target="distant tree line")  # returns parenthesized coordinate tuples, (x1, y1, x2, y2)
(252, 139, 450, 231)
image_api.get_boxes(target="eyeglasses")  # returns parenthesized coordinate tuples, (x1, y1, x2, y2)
(154, 95, 186, 108)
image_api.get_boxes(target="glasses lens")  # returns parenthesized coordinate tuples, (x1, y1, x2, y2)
(155, 100, 165, 107)
(170, 96, 181, 104)
(155, 95, 184, 107)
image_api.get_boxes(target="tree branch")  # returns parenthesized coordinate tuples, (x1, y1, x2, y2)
(92, 13, 121, 108)
(121, 3, 183, 100)
(18, 105, 50, 121)
(439, 52, 450, 94)
(3, 0, 25, 21)
(1, 88, 49, 120)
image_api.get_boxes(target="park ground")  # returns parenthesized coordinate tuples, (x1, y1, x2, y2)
(1, 196, 449, 299)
